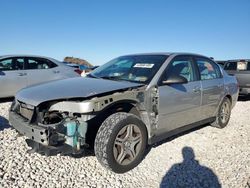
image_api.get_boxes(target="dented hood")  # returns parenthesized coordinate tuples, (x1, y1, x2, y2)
(15, 77, 143, 106)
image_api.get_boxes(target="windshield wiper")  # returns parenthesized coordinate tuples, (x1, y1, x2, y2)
(87, 74, 98, 78)
(88, 74, 144, 83)
(99, 76, 121, 80)
(87, 74, 121, 81)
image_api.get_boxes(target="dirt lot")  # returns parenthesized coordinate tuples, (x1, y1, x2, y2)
(0, 98, 249, 188)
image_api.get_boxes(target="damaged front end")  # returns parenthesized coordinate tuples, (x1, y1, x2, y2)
(9, 87, 149, 156)
(9, 100, 90, 156)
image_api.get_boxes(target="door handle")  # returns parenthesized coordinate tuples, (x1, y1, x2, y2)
(18, 73, 27, 76)
(193, 87, 201, 93)
(53, 70, 60, 74)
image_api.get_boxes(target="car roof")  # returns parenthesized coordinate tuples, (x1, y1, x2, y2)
(0, 55, 64, 65)
(227, 59, 250, 62)
(0, 54, 59, 61)
(120, 52, 210, 58)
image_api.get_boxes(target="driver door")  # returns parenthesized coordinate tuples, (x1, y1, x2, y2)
(0, 57, 27, 98)
(156, 56, 202, 135)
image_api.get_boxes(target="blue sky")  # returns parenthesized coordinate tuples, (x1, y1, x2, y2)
(0, 0, 249, 65)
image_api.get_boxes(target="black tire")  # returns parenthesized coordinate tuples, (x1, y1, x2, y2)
(211, 97, 232, 128)
(94, 112, 147, 173)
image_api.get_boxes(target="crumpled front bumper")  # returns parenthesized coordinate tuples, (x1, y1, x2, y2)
(9, 111, 84, 156)
(9, 111, 49, 145)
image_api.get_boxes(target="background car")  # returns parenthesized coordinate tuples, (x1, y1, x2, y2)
(81, 65, 99, 77)
(64, 63, 86, 75)
(64, 62, 96, 76)
(223, 59, 250, 95)
(0, 55, 80, 98)
(215, 60, 227, 67)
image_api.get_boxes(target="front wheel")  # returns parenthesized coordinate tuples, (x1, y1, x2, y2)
(211, 97, 232, 128)
(94, 112, 147, 173)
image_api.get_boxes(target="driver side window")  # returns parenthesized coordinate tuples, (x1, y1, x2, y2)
(0, 58, 24, 71)
(162, 56, 195, 82)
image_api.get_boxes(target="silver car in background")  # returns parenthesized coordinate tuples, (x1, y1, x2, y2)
(0, 55, 80, 98)
(9, 53, 239, 173)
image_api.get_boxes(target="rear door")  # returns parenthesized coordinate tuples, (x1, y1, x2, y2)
(157, 55, 202, 134)
(194, 57, 224, 119)
(24, 57, 62, 86)
(0, 57, 27, 97)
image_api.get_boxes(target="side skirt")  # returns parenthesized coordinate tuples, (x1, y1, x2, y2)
(148, 117, 216, 145)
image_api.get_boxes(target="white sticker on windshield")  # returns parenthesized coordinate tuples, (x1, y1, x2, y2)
(133, 63, 154, 68)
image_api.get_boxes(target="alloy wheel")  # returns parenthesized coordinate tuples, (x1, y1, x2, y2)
(113, 124, 142, 165)
(219, 100, 230, 124)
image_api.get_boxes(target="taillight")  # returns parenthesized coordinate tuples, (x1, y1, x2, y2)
(74, 69, 82, 75)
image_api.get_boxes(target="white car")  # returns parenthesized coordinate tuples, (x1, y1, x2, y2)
(0, 55, 80, 98)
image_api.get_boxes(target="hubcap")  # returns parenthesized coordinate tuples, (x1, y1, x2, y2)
(219, 101, 230, 124)
(113, 124, 142, 165)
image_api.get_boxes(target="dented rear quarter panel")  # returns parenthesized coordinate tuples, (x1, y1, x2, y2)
(221, 69, 239, 108)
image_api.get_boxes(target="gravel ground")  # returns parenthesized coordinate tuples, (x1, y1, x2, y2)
(0, 99, 249, 188)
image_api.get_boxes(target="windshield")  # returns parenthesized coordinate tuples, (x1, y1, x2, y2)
(89, 55, 168, 83)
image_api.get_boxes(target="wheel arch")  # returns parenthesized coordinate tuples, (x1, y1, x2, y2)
(99, 99, 141, 117)
(225, 94, 232, 104)
(86, 100, 148, 148)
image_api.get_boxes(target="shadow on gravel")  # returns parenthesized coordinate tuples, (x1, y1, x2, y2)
(160, 147, 221, 188)
(0, 116, 10, 131)
(238, 95, 250, 101)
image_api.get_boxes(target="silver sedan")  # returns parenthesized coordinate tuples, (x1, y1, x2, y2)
(0, 55, 80, 98)
(9, 53, 239, 173)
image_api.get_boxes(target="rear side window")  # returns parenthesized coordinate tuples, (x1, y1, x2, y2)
(0, 58, 24, 71)
(26, 58, 57, 70)
(196, 57, 222, 80)
(224, 62, 237, 70)
(225, 61, 250, 71)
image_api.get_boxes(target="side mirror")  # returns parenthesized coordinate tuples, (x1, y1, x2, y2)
(162, 75, 188, 85)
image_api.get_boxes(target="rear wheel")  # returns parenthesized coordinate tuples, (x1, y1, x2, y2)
(94, 112, 147, 173)
(211, 97, 231, 128)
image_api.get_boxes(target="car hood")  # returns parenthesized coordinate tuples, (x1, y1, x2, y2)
(16, 77, 144, 106)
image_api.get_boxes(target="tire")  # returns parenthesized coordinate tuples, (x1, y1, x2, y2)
(94, 112, 147, 173)
(211, 97, 232, 128)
